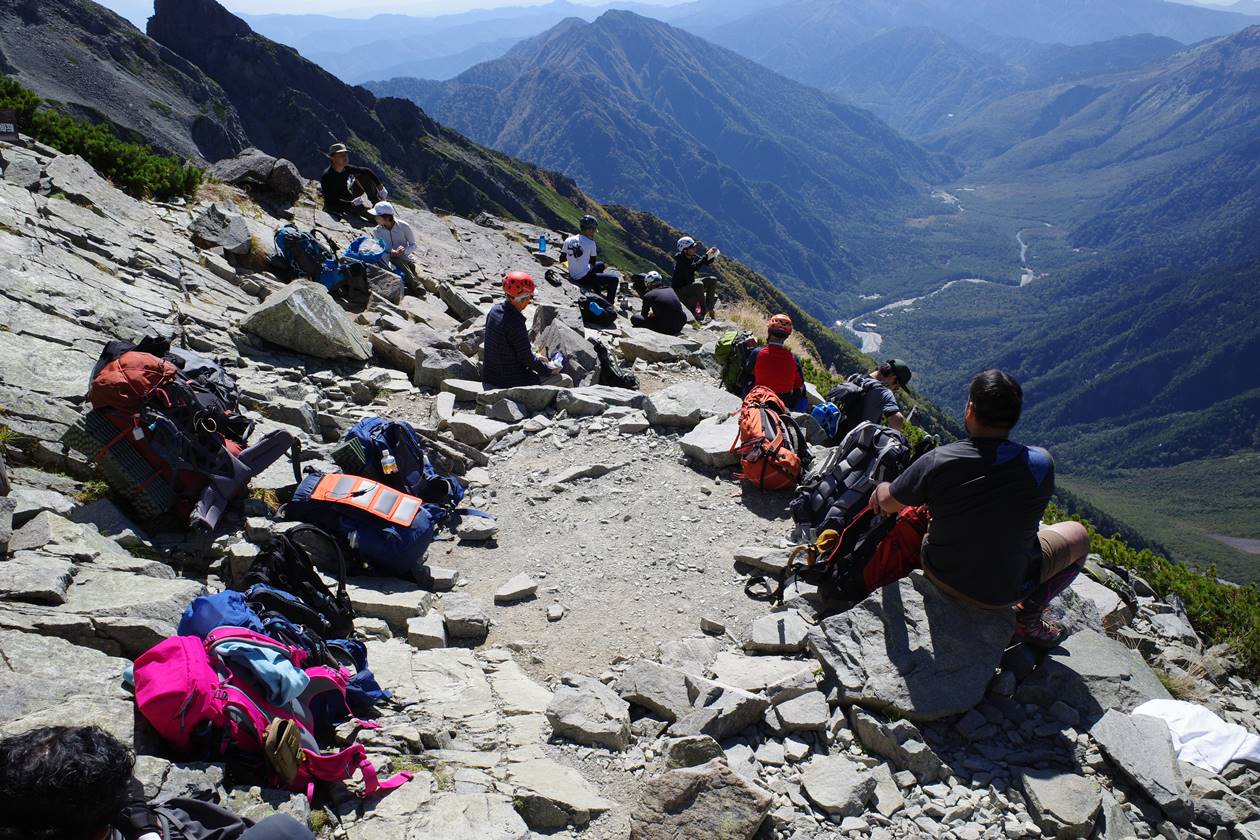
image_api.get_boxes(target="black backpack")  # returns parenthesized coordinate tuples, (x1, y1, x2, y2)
(789, 421, 911, 536)
(592, 337, 639, 390)
(578, 293, 618, 327)
(240, 524, 355, 640)
(826, 374, 879, 443)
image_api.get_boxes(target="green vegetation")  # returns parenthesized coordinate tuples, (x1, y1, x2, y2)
(0, 75, 202, 199)
(71, 480, 110, 505)
(1044, 503, 1260, 679)
(1060, 455, 1260, 585)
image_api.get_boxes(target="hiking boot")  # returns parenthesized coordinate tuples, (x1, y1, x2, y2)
(1013, 609, 1065, 648)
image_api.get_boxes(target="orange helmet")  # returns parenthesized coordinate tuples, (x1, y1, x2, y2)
(767, 314, 793, 336)
(503, 271, 536, 299)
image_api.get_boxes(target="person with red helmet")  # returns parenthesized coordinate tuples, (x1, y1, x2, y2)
(483, 272, 567, 388)
(741, 314, 807, 410)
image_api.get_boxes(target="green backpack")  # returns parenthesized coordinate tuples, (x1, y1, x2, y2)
(715, 329, 754, 393)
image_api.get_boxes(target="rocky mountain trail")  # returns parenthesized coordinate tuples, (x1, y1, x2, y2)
(1, 139, 1259, 840)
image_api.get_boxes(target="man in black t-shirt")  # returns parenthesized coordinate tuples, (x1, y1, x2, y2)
(869, 369, 1089, 646)
(320, 142, 387, 221)
(630, 271, 689, 335)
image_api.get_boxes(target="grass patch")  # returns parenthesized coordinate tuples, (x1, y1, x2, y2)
(0, 75, 201, 199)
(247, 486, 281, 510)
(307, 808, 333, 836)
(71, 480, 110, 504)
(1045, 503, 1260, 679)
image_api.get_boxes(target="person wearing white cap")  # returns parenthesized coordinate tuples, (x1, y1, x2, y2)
(672, 235, 720, 323)
(372, 201, 419, 291)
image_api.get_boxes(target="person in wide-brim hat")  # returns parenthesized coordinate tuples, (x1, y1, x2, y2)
(320, 141, 386, 221)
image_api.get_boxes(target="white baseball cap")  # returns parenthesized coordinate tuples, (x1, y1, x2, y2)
(372, 201, 395, 217)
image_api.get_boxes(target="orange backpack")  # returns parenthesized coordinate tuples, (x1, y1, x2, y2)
(731, 386, 806, 491)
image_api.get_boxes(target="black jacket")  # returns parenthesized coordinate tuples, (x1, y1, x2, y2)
(483, 302, 549, 388)
(639, 287, 689, 335)
(672, 251, 715, 290)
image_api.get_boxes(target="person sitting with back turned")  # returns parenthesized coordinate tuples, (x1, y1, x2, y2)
(742, 314, 807, 411)
(834, 359, 912, 440)
(320, 143, 387, 221)
(630, 271, 690, 336)
(0, 725, 314, 840)
(868, 369, 1090, 647)
(483, 271, 572, 389)
(563, 215, 620, 305)
(371, 201, 421, 293)
(672, 235, 719, 324)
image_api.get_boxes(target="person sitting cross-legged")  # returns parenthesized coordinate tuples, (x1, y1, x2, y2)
(482, 271, 573, 389)
(868, 369, 1090, 647)
(320, 142, 387, 223)
(0, 724, 314, 840)
(630, 270, 690, 336)
(562, 215, 620, 305)
(371, 201, 421, 294)
(672, 235, 719, 324)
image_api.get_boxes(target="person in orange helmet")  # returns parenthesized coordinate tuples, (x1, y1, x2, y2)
(482, 272, 569, 388)
(742, 314, 807, 410)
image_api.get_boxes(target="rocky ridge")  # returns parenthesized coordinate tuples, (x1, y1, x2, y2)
(0, 141, 1258, 840)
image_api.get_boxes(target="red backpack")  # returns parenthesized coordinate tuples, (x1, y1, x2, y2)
(732, 386, 805, 491)
(133, 629, 411, 800)
(88, 351, 178, 413)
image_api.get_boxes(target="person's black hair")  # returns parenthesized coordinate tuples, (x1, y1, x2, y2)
(968, 368, 1023, 429)
(0, 726, 135, 840)
(875, 361, 898, 382)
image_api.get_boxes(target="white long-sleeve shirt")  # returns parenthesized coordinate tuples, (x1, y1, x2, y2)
(373, 218, 417, 261)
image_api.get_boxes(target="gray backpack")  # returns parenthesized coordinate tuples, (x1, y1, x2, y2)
(789, 421, 911, 538)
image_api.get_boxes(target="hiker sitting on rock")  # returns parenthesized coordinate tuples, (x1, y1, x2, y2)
(0, 725, 314, 840)
(563, 214, 620, 305)
(742, 314, 807, 411)
(630, 270, 690, 336)
(371, 201, 420, 292)
(483, 272, 573, 389)
(848, 359, 912, 435)
(868, 369, 1090, 647)
(672, 235, 719, 324)
(320, 142, 387, 221)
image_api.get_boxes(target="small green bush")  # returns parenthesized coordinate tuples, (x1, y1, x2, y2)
(0, 75, 202, 199)
(1045, 503, 1260, 679)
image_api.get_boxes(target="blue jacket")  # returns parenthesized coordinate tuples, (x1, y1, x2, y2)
(483, 301, 549, 388)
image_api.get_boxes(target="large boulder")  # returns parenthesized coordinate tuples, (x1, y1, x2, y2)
(645, 383, 740, 430)
(1090, 710, 1193, 826)
(615, 660, 693, 722)
(619, 328, 702, 364)
(807, 572, 1015, 721)
(672, 676, 770, 741)
(539, 320, 598, 386)
(207, 148, 276, 187)
(265, 159, 305, 202)
(242, 282, 372, 360)
(1015, 629, 1170, 724)
(679, 415, 741, 468)
(629, 759, 772, 840)
(414, 345, 478, 388)
(800, 754, 877, 817)
(189, 200, 252, 256)
(546, 674, 632, 751)
(507, 758, 616, 829)
(370, 316, 454, 375)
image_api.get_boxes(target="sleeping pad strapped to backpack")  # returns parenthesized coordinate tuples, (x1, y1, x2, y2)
(64, 337, 295, 530)
(732, 386, 806, 491)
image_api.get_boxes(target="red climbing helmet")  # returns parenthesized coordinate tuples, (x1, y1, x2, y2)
(767, 313, 794, 337)
(503, 271, 536, 299)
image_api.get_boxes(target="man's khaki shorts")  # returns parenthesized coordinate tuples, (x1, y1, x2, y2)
(1037, 526, 1079, 583)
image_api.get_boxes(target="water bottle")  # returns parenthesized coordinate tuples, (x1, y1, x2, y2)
(550, 351, 565, 369)
(380, 448, 398, 475)
(538, 234, 547, 253)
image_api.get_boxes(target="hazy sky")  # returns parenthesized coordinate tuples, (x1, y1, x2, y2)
(100, 0, 680, 26)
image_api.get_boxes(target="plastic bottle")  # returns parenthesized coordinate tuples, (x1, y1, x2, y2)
(550, 351, 565, 369)
(538, 234, 547, 253)
(380, 449, 398, 475)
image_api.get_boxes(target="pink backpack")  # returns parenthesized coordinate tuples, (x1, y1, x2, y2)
(133, 629, 411, 799)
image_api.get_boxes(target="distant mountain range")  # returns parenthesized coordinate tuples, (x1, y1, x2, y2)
(369, 11, 969, 313)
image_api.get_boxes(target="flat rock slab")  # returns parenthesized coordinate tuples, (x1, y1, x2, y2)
(448, 414, 512, 448)
(808, 572, 1015, 722)
(346, 579, 433, 631)
(679, 415, 741, 468)
(710, 651, 815, 694)
(801, 754, 877, 817)
(619, 328, 702, 364)
(409, 794, 529, 840)
(1090, 710, 1193, 825)
(508, 758, 616, 829)
(474, 384, 563, 412)
(1016, 628, 1170, 724)
(442, 592, 490, 640)
(406, 613, 447, 650)
(0, 553, 75, 604)
(1021, 769, 1103, 839)
(616, 660, 693, 722)
(745, 611, 811, 654)
(494, 573, 538, 604)
(629, 758, 772, 840)
(645, 382, 740, 429)
(674, 676, 770, 741)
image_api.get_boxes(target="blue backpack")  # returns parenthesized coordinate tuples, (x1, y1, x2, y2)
(283, 472, 439, 578)
(343, 417, 466, 519)
(178, 591, 264, 639)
